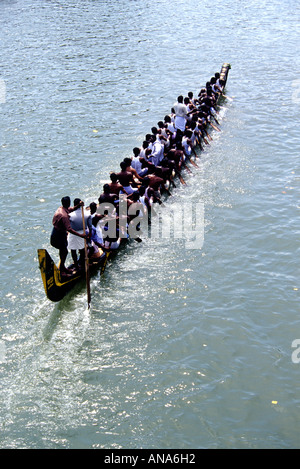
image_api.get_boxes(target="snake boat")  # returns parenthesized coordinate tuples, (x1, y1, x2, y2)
(38, 63, 231, 303)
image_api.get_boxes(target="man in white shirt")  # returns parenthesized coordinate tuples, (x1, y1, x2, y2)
(150, 137, 165, 166)
(131, 147, 148, 176)
(68, 199, 92, 270)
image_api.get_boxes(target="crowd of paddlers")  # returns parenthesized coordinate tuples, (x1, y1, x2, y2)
(50, 71, 225, 275)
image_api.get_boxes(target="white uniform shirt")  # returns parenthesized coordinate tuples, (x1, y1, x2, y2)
(173, 102, 187, 132)
(150, 139, 164, 166)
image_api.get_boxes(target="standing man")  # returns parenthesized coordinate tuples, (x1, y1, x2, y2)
(50, 196, 86, 275)
(173, 95, 188, 144)
(68, 198, 92, 271)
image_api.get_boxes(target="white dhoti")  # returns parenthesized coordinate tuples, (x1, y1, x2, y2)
(68, 230, 85, 250)
(174, 115, 186, 132)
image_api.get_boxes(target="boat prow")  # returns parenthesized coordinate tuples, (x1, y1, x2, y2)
(220, 62, 231, 85)
(37, 248, 108, 302)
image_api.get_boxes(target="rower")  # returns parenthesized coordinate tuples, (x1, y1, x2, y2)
(131, 148, 144, 175)
(127, 190, 146, 239)
(214, 72, 224, 91)
(188, 91, 196, 105)
(97, 185, 119, 229)
(188, 120, 203, 149)
(108, 172, 129, 196)
(170, 107, 176, 124)
(68, 198, 92, 271)
(141, 177, 156, 208)
(146, 170, 166, 203)
(210, 76, 222, 95)
(167, 147, 184, 172)
(98, 184, 118, 206)
(154, 165, 172, 192)
(116, 161, 137, 195)
(139, 140, 149, 160)
(164, 115, 177, 145)
(124, 155, 146, 181)
(182, 130, 197, 159)
(149, 132, 166, 166)
(157, 121, 171, 150)
(184, 96, 195, 123)
(90, 214, 105, 250)
(145, 133, 154, 152)
(138, 185, 151, 211)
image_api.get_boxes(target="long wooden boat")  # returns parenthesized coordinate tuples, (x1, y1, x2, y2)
(38, 63, 231, 303)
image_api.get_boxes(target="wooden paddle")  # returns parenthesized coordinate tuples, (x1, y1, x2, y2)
(210, 112, 220, 125)
(210, 122, 221, 132)
(186, 156, 199, 168)
(182, 162, 193, 174)
(81, 205, 91, 309)
(100, 251, 110, 275)
(222, 93, 233, 101)
(164, 185, 173, 197)
(175, 169, 186, 185)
